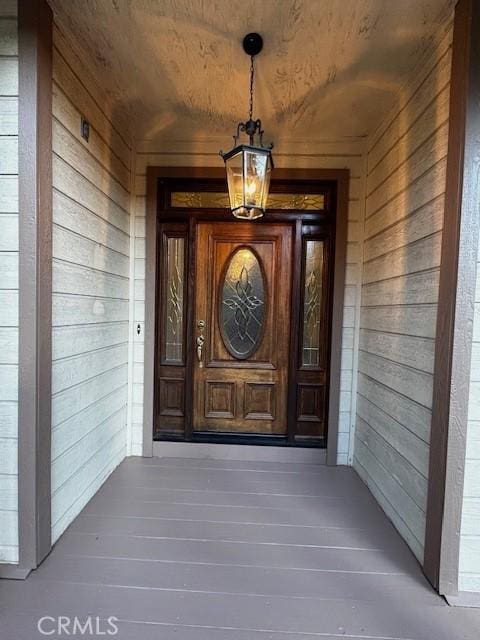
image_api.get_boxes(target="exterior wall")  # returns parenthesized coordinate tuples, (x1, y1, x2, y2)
(0, 1, 18, 564)
(129, 140, 366, 464)
(353, 19, 453, 562)
(50, 25, 132, 542)
(459, 264, 480, 592)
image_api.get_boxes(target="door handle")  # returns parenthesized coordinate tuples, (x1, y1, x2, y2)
(196, 320, 206, 367)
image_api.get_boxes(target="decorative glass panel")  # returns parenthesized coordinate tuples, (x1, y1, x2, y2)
(164, 237, 185, 363)
(170, 192, 325, 210)
(220, 247, 266, 359)
(268, 193, 324, 210)
(171, 192, 230, 208)
(302, 240, 324, 367)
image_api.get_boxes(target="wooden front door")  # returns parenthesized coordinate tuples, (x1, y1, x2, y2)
(153, 175, 339, 446)
(193, 222, 292, 434)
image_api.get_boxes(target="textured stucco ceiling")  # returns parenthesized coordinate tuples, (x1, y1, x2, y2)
(48, 0, 454, 145)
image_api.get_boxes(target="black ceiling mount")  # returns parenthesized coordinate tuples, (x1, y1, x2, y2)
(243, 33, 263, 57)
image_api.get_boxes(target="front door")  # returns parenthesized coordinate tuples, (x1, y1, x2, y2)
(193, 222, 292, 434)
(153, 176, 337, 446)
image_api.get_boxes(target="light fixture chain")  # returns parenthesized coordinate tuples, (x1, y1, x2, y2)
(249, 55, 255, 122)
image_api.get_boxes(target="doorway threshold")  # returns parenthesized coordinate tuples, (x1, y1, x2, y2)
(152, 440, 327, 464)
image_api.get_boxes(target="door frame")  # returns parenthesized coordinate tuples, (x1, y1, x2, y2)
(191, 221, 294, 438)
(143, 167, 349, 465)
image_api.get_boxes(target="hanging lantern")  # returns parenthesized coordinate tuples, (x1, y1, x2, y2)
(220, 33, 273, 220)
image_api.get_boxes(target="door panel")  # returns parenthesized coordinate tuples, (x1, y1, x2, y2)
(293, 232, 331, 439)
(193, 222, 292, 434)
(154, 224, 189, 437)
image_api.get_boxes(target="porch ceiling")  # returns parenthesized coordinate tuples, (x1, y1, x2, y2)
(47, 0, 454, 146)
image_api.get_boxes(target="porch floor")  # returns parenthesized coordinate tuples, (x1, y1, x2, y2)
(1, 456, 480, 639)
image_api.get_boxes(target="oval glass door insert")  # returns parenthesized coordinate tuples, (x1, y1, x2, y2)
(220, 247, 266, 359)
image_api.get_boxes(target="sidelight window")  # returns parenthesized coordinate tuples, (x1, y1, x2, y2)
(302, 240, 324, 367)
(163, 236, 185, 364)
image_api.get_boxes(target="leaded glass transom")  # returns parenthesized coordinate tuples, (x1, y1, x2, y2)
(170, 192, 325, 210)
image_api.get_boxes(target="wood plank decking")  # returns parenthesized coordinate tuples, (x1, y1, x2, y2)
(1, 456, 480, 639)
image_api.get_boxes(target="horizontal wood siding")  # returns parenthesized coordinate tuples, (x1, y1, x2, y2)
(459, 259, 480, 592)
(0, 2, 18, 564)
(354, 19, 453, 563)
(51, 24, 131, 543)
(131, 140, 366, 462)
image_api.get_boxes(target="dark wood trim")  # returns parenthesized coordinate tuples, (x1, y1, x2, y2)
(142, 169, 159, 456)
(326, 170, 348, 465)
(184, 216, 196, 440)
(287, 219, 303, 444)
(16, 0, 53, 573)
(144, 167, 348, 463)
(424, 0, 480, 595)
(150, 210, 331, 224)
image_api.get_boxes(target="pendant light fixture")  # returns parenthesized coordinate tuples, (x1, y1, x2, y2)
(220, 33, 273, 220)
